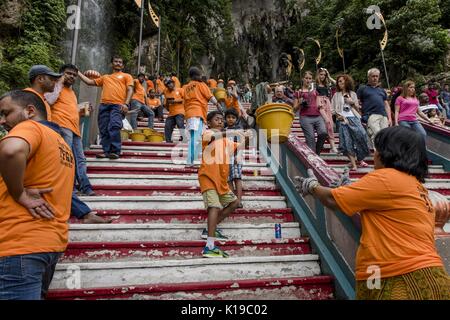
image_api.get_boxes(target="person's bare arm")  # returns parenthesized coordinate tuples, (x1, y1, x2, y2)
(77, 71, 97, 86)
(0, 138, 54, 219)
(125, 86, 134, 105)
(311, 185, 342, 211)
(417, 109, 432, 123)
(385, 100, 392, 126)
(394, 104, 400, 126)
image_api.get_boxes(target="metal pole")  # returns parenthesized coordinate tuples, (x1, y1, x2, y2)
(177, 40, 180, 78)
(137, 0, 145, 72)
(71, 0, 82, 64)
(380, 46, 390, 90)
(157, 15, 161, 75)
(342, 55, 346, 74)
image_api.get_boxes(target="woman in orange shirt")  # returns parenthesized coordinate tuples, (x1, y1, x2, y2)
(297, 126, 450, 300)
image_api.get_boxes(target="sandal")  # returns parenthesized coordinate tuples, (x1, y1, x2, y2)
(358, 161, 369, 168)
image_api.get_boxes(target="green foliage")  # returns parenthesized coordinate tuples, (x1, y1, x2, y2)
(286, 0, 449, 87)
(0, 0, 66, 94)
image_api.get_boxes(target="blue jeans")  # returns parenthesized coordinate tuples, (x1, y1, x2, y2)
(60, 128, 93, 194)
(98, 104, 123, 155)
(164, 114, 186, 142)
(399, 120, 426, 140)
(71, 190, 90, 219)
(0, 252, 62, 300)
(130, 99, 155, 129)
(187, 119, 203, 165)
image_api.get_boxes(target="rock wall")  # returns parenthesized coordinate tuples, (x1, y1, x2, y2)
(231, 0, 305, 82)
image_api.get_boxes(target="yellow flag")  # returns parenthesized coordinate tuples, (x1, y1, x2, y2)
(134, 0, 142, 8)
(375, 12, 388, 51)
(148, 2, 160, 28)
(313, 39, 322, 66)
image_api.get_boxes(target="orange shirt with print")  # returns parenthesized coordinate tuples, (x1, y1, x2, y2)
(156, 79, 166, 94)
(147, 98, 161, 109)
(172, 76, 181, 89)
(94, 71, 134, 105)
(331, 168, 444, 281)
(51, 86, 80, 136)
(23, 87, 52, 121)
(207, 79, 218, 89)
(0, 120, 75, 257)
(224, 95, 241, 116)
(198, 130, 238, 195)
(182, 80, 213, 122)
(164, 88, 185, 117)
(132, 79, 146, 104)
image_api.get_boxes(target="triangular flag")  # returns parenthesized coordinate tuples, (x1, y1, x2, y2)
(148, 2, 160, 28)
(134, 0, 142, 8)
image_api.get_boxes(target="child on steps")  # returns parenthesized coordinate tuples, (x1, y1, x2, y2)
(198, 111, 251, 258)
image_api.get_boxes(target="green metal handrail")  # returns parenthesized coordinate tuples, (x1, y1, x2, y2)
(260, 134, 361, 300)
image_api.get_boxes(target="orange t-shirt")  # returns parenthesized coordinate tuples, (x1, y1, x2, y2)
(147, 98, 161, 109)
(198, 130, 238, 195)
(156, 79, 166, 94)
(224, 95, 241, 116)
(146, 80, 155, 92)
(182, 80, 213, 122)
(207, 79, 218, 89)
(0, 120, 75, 257)
(132, 79, 146, 104)
(51, 86, 80, 136)
(172, 76, 181, 89)
(164, 88, 185, 117)
(23, 87, 52, 121)
(331, 168, 444, 280)
(94, 72, 134, 105)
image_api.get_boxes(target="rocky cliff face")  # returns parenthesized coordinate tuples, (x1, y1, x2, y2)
(231, 0, 305, 82)
(0, 0, 24, 37)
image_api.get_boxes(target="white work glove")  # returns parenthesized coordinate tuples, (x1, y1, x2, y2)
(294, 169, 320, 196)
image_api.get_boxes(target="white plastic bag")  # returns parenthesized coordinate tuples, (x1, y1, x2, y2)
(122, 118, 133, 131)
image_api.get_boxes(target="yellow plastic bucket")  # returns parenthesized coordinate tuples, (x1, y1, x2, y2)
(256, 103, 294, 143)
(214, 88, 227, 101)
(142, 128, 156, 136)
(120, 130, 130, 141)
(147, 133, 165, 143)
(133, 129, 143, 134)
(130, 133, 146, 142)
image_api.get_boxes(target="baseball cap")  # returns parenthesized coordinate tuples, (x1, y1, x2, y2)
(28, 65, 63, 81)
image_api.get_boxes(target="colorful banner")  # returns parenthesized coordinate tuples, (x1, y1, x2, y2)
(148, 2, 160, 28)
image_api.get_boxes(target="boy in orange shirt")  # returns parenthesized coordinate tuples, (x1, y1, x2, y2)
(183, 67, 219, 167)
(0, 90, 75, 299)
(163, 78, 186, 143)
(78, 56, 134, 160)
(199, 111, 251, 258)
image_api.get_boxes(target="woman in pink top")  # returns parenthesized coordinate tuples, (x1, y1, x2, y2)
(395, 80, 431, 140)
(294, 71, 328, 154)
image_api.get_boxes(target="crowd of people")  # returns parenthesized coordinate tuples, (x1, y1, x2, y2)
(0, 54, 449, 300)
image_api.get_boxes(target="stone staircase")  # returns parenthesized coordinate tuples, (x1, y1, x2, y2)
(47, 107, 335, 300)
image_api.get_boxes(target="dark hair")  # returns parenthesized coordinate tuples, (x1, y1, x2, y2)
(171, 72, 177, 77)
(59, 63, 79, 74)
(189, 67, 202, 81)
(374, 126, 428, 182)
(111, 56, 124, 63)
(0, 90, 47, 119)
(137, 72, 145, 77)
(207, 110, 223, 122)
(225, 108, 238, 119)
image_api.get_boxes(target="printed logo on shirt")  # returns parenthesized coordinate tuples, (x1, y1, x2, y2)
(58, 141, 74, 169)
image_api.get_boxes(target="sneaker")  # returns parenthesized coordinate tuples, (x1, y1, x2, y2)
(202, 246, 229, 258)
(108, 153, 120, 160)
(201, 228, 229, 240)
(83, 190, 97, 197)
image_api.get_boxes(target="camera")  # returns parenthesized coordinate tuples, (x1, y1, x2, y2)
(343, 106, 351, 112)
(301, 100, 309, 108)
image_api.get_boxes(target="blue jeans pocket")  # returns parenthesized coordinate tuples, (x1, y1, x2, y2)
(0, 256, 24, 279)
